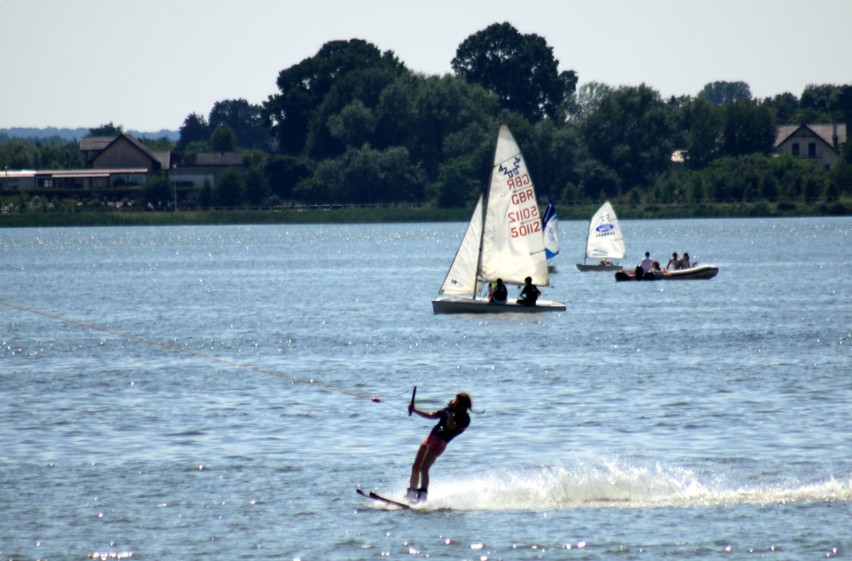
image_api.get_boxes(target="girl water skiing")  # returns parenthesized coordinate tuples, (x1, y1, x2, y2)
(407, 392, 472, 504)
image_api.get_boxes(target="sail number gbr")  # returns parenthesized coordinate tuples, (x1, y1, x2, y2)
(507, 185, 540, 238)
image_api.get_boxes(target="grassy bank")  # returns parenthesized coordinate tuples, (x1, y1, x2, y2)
(0, 206, 471, 227)
(0, 199, 847, 228)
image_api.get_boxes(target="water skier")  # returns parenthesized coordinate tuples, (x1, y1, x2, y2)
(407, 392, 472, 504)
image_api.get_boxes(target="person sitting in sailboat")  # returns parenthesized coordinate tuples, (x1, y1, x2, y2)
(517, 277, 541, 306)
(489, 279, 508, 304)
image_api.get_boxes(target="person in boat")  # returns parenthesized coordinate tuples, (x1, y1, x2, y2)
(666, 252, 679, 271)
(517, 276, 541, 306)
(407, 392, 472, 504)
(640, 252, 653, 273)
(679, 252, 691, 269)
(489, 278, 508, 304)
(651, 260, 662, 272)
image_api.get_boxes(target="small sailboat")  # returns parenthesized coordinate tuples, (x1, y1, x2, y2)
(542, 202, 559, 273)
(432, 125, 566, 314)
(576, 201, 626, 271)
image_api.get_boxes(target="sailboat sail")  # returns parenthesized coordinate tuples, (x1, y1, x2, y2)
(585, 201, 625, 260)
(439, 196, 483, 296)
(479, 125, 549, 287)
(542, 202, 559, 262)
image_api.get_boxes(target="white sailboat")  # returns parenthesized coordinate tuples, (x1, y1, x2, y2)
(542, 202, 559, 273)
(432, 125, 566, 314)
(576, 201, 626, 271)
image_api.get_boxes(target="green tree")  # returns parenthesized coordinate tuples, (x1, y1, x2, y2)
(568, 82, 613, 123)
(760, 174, 780, 201)
(325, 99, 376, 148)
(139, 137, 175, 152)
(687, 173, 707, 203)
(520, 118, 584, 203)
(180, 141, 211, 166)
(293, 158, 340, 203)
(452, 22, 577, 122)
(720, 100, 776, 157)
(264, 39, 406, 156)
(297, 145, 424, 204)
(790, 83, 852, 124)
(89, 122, 124, 136)
(576, 159, 620, 200)
(264, 155, 313, 200)
(765, 92, 799, 124)
(376, 74, 499, 183)
(36, 141, 85, 169)
(210, 126, 237, 152)
(430, 156, 481, 207)
(580, 84, 675, 191)
(697, 81, 752, 105)
(374, 145, 426, 202)
(244, 166, 271, 206)
(695, 154, 827, 204)
(198, 178, 213, 208)
(0, 140, 37, 169)
(682, 97, 723, 169)
(142, 175, 172, 207)
(213, 169, 245, 207)
(826, 141, 852, 200)
(800, 84, 838, 113)
(209, 99, 271, 150)
(837, 85, 852, 127)
(178, 113, 210, 152)
(306, 62, 405, 159)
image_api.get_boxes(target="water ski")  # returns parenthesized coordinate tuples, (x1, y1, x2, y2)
(356, 488, 411, 509)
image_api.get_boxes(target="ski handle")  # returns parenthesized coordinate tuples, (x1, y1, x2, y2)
(408, 386, 417, 416)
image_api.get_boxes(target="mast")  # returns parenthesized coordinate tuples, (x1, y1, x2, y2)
(583, 210, 593, 265)
(472, 146, 493, 300)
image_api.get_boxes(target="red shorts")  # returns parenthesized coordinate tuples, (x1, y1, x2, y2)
(421, 434, 448, 456)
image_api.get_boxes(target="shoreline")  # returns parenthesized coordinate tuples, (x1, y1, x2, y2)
(0, 200, 847, 228)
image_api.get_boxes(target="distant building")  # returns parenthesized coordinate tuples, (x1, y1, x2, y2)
(1, 133, 172, 191)
(82, 133, 172, 172)
(1, 136, 252, 195)
(774, 123, 846, 170)
(170, 152, 248, 190)
(0, 170, 39, 190)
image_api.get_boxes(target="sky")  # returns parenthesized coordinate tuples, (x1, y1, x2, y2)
(1, 0, 850, 132)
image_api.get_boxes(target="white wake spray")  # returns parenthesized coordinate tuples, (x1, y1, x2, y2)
(407, 458, 852, 511)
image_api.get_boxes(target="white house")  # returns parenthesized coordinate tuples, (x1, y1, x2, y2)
(774, 123, 846, 170)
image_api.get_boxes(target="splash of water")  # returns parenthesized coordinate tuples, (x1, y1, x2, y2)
(413, 459, 851, 511)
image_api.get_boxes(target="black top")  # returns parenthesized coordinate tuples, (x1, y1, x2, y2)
(492, 283, 508, 302)
(430, 408, 470, 443)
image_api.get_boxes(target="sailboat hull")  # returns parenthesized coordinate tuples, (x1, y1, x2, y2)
(432, 296, 566, 314)
(615, 265, 720, 281)
(576, 263, 623, 272)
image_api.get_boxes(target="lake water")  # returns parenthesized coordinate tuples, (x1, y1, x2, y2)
(0, 217, 850, 561)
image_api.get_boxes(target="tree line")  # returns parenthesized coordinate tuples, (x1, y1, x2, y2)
(2, 22, 850, 214)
